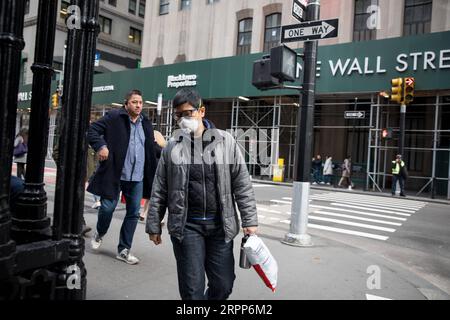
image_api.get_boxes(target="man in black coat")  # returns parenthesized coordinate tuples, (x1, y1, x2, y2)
(87, 89, 159, 264)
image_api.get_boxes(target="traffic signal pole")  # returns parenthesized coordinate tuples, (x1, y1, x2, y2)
(399, 103, 406, 156)
(282, 0, 319, 247)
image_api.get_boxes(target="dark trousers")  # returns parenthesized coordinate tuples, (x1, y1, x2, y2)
(96, 180, 143, 253)
(392, 174, 405, 195)
(313, 168, 322, 183)
(16, 163, 25, 180)
(171, 222, 236, 300)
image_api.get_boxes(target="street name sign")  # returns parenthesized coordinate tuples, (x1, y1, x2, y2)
(292, 0, 307, 23)
(281, 18, 339, 43)
(344, 111, 365, 119)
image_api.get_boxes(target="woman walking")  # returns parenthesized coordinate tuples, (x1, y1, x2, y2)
(13, 128, 29, 180)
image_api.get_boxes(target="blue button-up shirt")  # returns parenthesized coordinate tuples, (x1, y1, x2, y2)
(121, 115, 146, 182)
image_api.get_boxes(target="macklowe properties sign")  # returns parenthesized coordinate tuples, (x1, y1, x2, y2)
(18, 31, 450, 108)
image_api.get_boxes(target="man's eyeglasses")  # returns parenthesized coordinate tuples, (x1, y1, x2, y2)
(172, 109, 197, 121)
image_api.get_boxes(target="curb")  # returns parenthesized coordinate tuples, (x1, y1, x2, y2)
(251, 179, 450, 205)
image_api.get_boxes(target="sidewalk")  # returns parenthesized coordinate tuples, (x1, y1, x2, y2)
(252, 178, 450, 205)
(81, 208, 449, 300)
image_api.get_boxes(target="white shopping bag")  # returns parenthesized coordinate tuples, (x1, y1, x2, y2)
(243, 235, 278, 292)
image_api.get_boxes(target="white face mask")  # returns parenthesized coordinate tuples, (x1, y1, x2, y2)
(178, 117, 199, 134)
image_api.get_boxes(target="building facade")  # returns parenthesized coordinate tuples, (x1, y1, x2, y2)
(141, 0, 450, 67)
(21, 0, 146, 85)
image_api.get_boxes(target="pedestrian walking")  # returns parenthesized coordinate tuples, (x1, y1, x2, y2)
(323, 155, 333, 185)
(338, 156, 354, 190)
(311, 155, 324, 185)
(391, 154, 407, 197)
(88, 89, 159, 265)
(146, 88, 258, 300)
(13, 128, 28, 180)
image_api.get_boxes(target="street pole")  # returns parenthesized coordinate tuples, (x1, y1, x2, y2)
(157, 93, 163, 132)
(399, 103, 406, 156)
(282, 0, 320, 247)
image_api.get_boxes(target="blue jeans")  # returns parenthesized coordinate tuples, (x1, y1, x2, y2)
(323, 175, 332, 184)
(392, 174, 405, 195)
(313, 169, 322, 183)
(96, 180, 143, 253)
(171, 222, 236, 300)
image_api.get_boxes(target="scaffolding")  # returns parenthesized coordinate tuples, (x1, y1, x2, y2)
(231, 96, 298, 179)
(367, 95, 450, 199)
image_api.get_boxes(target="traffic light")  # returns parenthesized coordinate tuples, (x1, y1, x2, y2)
(403, 77, 415, 105)
(381, 128, 393, 139)
(51, 92, 59, 109)
(390, 78, 403, 104)
(252, 56, 280, 90)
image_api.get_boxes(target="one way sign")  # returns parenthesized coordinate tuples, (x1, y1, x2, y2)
(281, 18, 339, 43)
(344, 111, 365, 119)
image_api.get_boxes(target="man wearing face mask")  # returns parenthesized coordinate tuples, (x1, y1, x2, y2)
(87, 89, 159, 265)
(146, 88, 258, 300)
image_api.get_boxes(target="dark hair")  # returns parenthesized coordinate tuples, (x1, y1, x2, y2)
(124, 89, 142, 105)
(172, 88, 203, 109)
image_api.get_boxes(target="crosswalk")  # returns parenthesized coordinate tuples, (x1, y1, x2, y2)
(256, 191, 426, 241)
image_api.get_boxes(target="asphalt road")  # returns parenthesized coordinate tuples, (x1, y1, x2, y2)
(252, 183, 450, 298)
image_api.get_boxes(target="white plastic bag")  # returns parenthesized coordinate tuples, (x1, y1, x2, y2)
(243, 235, 278, 292)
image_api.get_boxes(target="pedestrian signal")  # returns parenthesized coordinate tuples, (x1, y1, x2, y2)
(381, 128, 393, 139)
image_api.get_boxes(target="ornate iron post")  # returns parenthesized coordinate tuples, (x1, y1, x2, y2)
(11, 0, 58, 244)
(53, 0, 99, 300)
(0, 0, 25, 284)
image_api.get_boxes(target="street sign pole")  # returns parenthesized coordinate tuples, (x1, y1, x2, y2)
(282, 0, 320, 247)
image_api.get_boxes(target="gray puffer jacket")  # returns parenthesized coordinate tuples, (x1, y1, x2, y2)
(146, 128, 258, 242)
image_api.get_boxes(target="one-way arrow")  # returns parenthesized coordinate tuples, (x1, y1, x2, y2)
(282, 18, 339, 43)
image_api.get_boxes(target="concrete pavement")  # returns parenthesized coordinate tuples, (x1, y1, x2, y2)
(81, 205, 446, 300)
(33, 163, 449, 300)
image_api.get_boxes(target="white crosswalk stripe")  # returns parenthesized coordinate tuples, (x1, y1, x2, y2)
(256, 191, 426, 242)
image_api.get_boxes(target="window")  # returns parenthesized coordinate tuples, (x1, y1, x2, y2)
(353, 0, 377, 41)
(236, 18, 253, 55)
(129, 0, 137, 14)
(160, 0, 169, 15)
(180, 0, 191, 10)
(404, 0, 432, 36)
(108, 0, 117, 6)
(60, 0, 70, 20)
(25, 0, 30, 15)
(139, 0, 146, 18)
(99, 15, 112, 34)
(207, 0, 219, 4)
(20, 59, 28, 85)
(263, 13, 281, 52)
(129, 27, 142, 45)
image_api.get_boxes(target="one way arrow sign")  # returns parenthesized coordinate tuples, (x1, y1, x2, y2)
(344, 111, 365, 119)
(281, 18, 339, 43)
